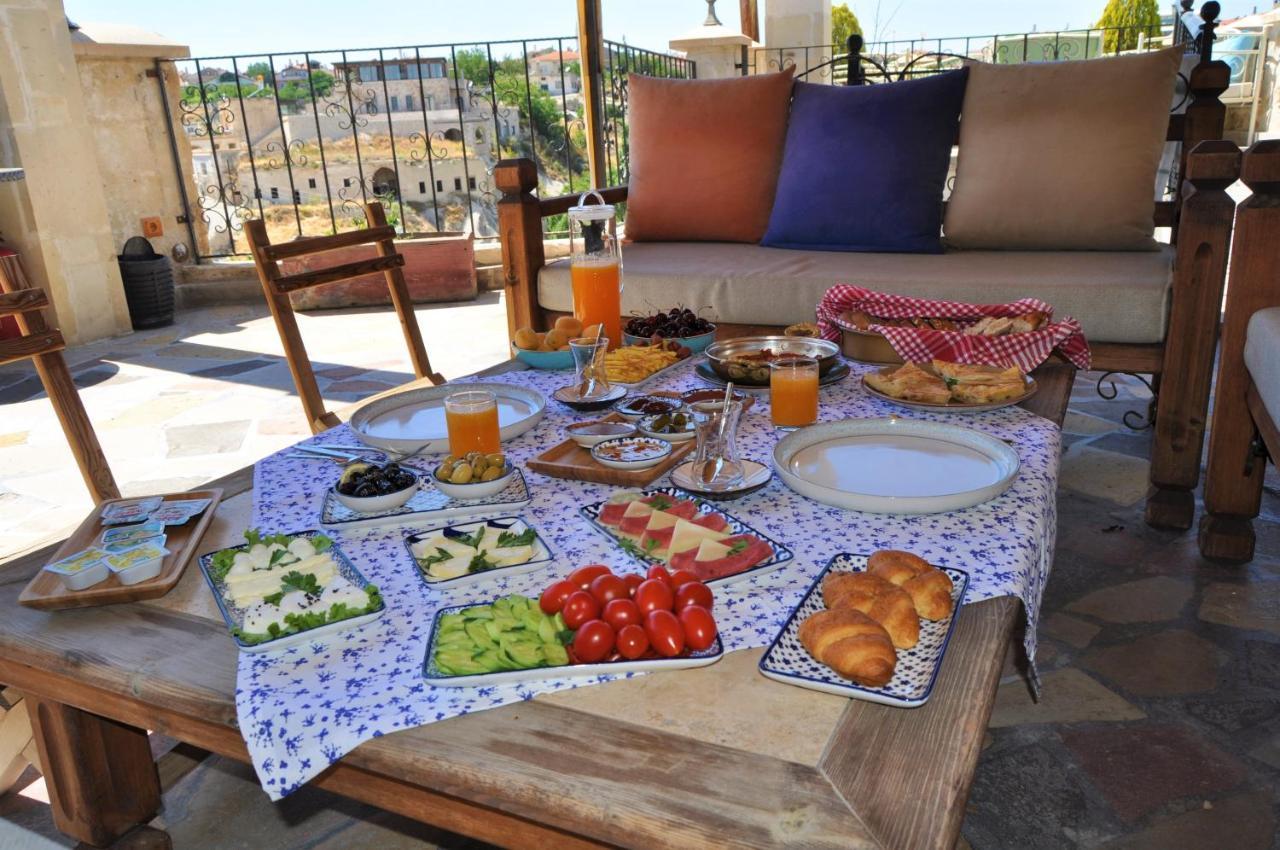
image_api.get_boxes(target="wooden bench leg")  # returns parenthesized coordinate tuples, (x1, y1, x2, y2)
(1146, 142, 1240, 530)
(26, 695, 160, 847)
(1198, 141, 1280, 561)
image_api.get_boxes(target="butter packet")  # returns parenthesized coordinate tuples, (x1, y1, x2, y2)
(101, 520, 165, 546)
(45, 547, 110, 576)
(160, 498, 211, 515)
(105, 533, 166, 554)
(101, 497, 163, 525)
(149, 503, 204, 525)
(105, 542, 169, 572)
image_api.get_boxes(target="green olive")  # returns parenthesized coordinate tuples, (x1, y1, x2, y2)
(485, 452, 506, 468)
(435, 462, 454, 481)
(441, 454, 460, 467)
(480, 466, 502, 482)
(471, 455, 489, 474)
(449, 463, 474, 484)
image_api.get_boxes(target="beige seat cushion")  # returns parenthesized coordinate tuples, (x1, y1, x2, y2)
(538, 242, 1174, 344)
(943, 47, 1181, 251)
(1245, 308, 1280, 425)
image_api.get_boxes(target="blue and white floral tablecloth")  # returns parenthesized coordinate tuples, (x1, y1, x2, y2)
(242, 358, 1060, 798)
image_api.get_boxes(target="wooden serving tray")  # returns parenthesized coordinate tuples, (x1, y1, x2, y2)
(18, 489, 223, 611)
(527, 414, 696, 487)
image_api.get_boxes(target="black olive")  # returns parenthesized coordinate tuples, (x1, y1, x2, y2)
(354, 483, 377, 497)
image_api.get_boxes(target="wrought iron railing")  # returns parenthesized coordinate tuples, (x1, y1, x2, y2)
(740, 23, 1168, 83)
(161, 38, 692, 260)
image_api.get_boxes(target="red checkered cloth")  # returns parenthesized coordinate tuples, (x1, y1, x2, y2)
(816, 284, 1091, 372)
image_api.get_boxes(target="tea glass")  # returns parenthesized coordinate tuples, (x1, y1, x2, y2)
(569, 336, 611, 399)
(692, 398, 745, 491)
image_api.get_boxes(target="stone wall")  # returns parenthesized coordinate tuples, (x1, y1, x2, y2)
(0, 1, 133, 344)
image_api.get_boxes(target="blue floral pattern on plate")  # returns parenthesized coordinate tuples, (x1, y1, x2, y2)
(240, 357, 1059, 799)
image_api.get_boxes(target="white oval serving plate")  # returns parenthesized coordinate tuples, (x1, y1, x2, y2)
(350, 383, 546, 454)
(772, 417, 1020, 514)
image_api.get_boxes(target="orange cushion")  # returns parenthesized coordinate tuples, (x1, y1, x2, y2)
(624, 69, 795, 243)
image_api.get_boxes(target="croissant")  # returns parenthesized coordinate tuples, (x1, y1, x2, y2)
(798, 609, 897, 686)
(867, 550, 955, 621)
(822, 572, 920, 649)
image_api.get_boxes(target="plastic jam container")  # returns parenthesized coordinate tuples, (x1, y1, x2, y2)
(104, 542, 170, 585)
(44, 548, 112, 591)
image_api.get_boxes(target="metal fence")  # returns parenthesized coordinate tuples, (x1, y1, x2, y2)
(161, 39, 693, 260)
(741, 24, 1167, 83)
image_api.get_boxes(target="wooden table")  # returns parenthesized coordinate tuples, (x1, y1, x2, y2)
(0, 361, 1074, 850)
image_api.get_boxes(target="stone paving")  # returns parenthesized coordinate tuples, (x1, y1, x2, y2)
(1, 302, 1278, 848)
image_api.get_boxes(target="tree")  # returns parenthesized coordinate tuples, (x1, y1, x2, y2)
(454, 48, 494, 86)
(1096, 0, 1161, 53)
(245, 61, 272, 83)
(831, 3, 862, 50)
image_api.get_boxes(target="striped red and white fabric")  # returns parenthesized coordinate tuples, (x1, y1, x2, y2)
(816, 284, 1091, 372)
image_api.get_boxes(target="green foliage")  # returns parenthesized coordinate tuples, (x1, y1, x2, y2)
(454, 48, 494, 85)
(1095, 0, 1161, 52)
(832, 3, 863, 49)
(245, 61, 272, 82)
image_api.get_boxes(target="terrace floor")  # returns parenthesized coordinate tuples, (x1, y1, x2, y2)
(1, 299, 1278, 849)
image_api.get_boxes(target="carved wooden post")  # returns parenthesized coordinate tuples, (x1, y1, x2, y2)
(1172, 59, 1229, 240)
(496, 159, 547, 338)
(1199, 141, 1280, 561)
(1146, 140, 1240, 530)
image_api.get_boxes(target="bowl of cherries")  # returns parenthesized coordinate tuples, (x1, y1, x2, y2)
(623, 308, 717, 353)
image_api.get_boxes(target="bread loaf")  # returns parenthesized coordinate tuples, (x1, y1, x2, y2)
(798, 609, 897, 687)
(822, 572, 920, 649)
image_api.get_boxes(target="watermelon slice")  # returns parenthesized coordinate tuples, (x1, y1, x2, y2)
(692, 512, 730, 533)
(665, 499, 699, 520)
(669, 534, 773, 580)
(639, 525, 675, 555)
(619, 513, 652, 537)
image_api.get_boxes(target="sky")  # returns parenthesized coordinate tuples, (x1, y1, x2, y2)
(64, 0, 1267, 59)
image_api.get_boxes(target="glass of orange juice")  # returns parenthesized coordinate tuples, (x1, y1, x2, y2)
(568, 191, 623, 350)
(770, 358, 819, 429)
(444, 390, 500, 456)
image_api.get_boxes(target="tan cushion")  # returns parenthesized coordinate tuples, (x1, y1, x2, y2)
(624, 70, 795, 243)
(1245, 308, 1280, 426)
(943, 47, 1181, 251)
(539, 242, 1174, 344)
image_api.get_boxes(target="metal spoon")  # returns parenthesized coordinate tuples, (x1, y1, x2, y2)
(702, 381, 734, 484)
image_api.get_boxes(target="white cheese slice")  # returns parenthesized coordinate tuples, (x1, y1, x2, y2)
(668, 519, 729, 556)
(622, 500, 654, 519)
(487, 544, 534, 565)
(645, 509, 679, 531)
(224, 558, 337, 606)
(694, 539, 732, 562)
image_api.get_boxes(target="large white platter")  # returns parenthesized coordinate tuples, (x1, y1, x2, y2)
(349, 382, 546, 454)
(773, 418, 1020, 514)
(422, 600, 724, 687)
(758, 553, 969, 708)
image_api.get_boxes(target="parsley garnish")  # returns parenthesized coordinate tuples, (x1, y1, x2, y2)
(451, 526, 485, 549)
(279, 571, 322, 595)
(647, 494, 673, 510)
(416, 547, 454, 571)
(467, 552, 500, 573)
(728, 539, 750, 556)
(495, 528, 536, 548)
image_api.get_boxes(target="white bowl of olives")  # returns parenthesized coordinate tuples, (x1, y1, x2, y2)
(432, 452, 515, 501)
(332, 462, 422, 513)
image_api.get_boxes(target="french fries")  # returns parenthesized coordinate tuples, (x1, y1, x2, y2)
(603, 344, 680, 383)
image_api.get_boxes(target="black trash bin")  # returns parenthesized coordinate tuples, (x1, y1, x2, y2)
(117, 235, 175, 330)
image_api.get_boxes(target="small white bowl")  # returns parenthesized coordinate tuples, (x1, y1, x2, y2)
(433, 465, 517, 501)
(567, 420, 637, 448)
(590, 436, 673, 471)
(332, 476, 421, 513)
(614, 396, 681, 422)
(637, 411, 697, 444)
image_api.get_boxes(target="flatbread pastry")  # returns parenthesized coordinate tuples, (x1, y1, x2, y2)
(865, 363, 952, 404)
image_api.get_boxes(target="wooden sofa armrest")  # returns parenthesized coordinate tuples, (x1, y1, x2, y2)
(496, 158, 627, 337)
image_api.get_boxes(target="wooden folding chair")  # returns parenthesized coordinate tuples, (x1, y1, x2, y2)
(0, 252, 119, 503)
(245, 202, 445, 434)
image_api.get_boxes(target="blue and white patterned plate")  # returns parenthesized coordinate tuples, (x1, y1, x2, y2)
(758, 553, 969, 708)
(197, 532, 386, 654)
(421, 599, 724, 687)
(320, 468, 532, 531)
(580, 486, 794, 587)
(402, 516, 556, 589)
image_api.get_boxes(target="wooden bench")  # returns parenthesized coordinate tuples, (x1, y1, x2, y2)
(497, 54, 1235, 533)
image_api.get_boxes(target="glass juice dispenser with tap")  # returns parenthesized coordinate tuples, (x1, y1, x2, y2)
(568, 191, 622, 350)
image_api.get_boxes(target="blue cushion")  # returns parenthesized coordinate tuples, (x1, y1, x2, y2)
(762, 70, 969, 254)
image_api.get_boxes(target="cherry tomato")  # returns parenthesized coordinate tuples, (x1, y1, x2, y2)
(678, 605, 718, 651)
(622, 573, 645, 597)
(539, 579, 577, 615)
(674, 581, 714, 612)
(646, 565, 673, 586)
(589, 573, 628, 606)
(616, 623, 649, 660)
(568, 564, 613, 590)
(561, 590, 600, 629)
(572, 620, 615, 663)
(634, 578, 675, 615)
(668, 569, 699, 589)
(602, 597, 642, 631)
(645, 609, 685, 657)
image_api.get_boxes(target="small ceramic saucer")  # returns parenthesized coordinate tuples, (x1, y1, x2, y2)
(669, 459, 772, 500)
(552, 384, 626, 412)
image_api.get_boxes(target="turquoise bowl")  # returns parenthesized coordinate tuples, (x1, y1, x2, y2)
(512, 346, 574, 370)
(622, 325, 717, 353)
